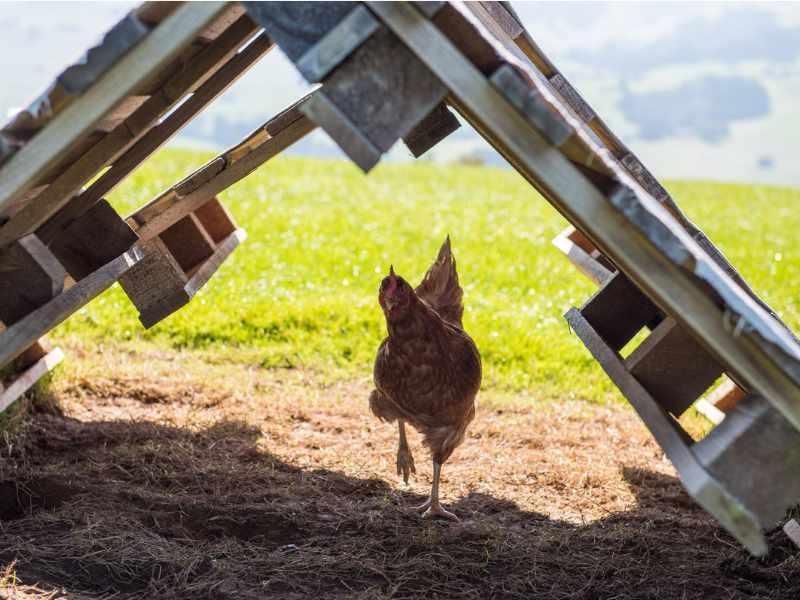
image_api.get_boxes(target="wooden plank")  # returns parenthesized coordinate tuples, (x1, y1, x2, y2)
(48, 199, 138, 280)
(0, 235, 66, 325)
(0, 248, 141, 368)
(128, 229, 246, 328)
(295, 4, 381, 82)
(193, 197, 236, 244)
(159, 215, 215, 274)
(0, 347, 64, 414)
(118, 237, 187, 325)
(693, 394, 800, 528)
(402, 102, 461, 158)
(12, 339, 51, 372)
(625, 317, 723, 416)
(565, 306, 767, 555)
(305, 27, 448, 171)
(580, 272, 662, 352)
(369, 2, 800, 437)
(552, 227, 613, 286)
(30, 19, 265, 247)
(133, 112, 316, 240)
(0, 2, 229, 245)
(61, 33, 273, 230)
(707, 378, 747, 413)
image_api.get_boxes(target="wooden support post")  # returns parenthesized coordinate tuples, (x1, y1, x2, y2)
(0, 235, 66, 325)
(119, 197, 244, 329)
(0, 248, 141, 368)
(0, 346, 64, 414)
(402, 102, 461, 158)
(48, 199, 138, 280)
(580, 272, 662, 352)
(625, 317, 724, 417)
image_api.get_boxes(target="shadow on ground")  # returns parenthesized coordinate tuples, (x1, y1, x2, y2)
(0, 413, 798, 600)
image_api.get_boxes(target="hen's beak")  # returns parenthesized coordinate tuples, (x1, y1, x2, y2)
(385, 265, 398, 312)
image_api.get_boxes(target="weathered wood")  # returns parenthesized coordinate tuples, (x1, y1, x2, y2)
(490, 64, 571, 147)
(33, 24, 268, 247)
(693, 394, 800, 528)
(565, 307, 767, 555)
(159, 215, 215, 275)
(0, 248, 141, 368)
(296, 4, 381, 82)
(193, 197, 236, 244)
(0, 2, 228, 238)
(0, 235, 66, 325)
(625, 317, 724, 416)
(402, 102, 461, 158)
(302, 93, 382, 172)
(121, 228, 245, 329)
(306, 26, 448, 172)
(12, 339, 52, 372)
(118, 237, 187, 327)
(480, 2, 524, 40)
(708, 378, 747, 413)
(48, 199, 138, 280)
(67, 34, 273, 231)
(133, 110, 316, 240)
(0, 347, 64, 414)
(244, 1, 356, 62)
(552, 227, 613, 286)
(369, 2, 800, 438)
(580, 273, 662, 352)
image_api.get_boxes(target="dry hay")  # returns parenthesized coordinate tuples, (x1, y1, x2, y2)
(0, 345, 798, 599)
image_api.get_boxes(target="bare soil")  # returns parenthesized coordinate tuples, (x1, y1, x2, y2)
(0, 346, 798, 599)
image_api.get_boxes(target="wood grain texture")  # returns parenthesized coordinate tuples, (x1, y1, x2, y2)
(0, 235, 66, 325)
(0, 248, 141, 368)
(0, 2, 228, 240)
(48, 199, 138, 280)
(625, 317, 723, 417)
(0, 347, 64, 414)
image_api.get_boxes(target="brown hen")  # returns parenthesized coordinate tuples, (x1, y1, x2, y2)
(370, 236, 481, 520)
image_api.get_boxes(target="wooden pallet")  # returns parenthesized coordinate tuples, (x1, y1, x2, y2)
(243, 1, 800, 554)
(1, 0, 798, 557)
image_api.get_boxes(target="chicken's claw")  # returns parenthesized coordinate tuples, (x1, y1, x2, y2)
(396, 446, 416, 484)
(422, 503, 460, 522)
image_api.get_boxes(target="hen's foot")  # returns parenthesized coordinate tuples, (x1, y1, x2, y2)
(422, 502, 459, 522)
(396, 446, 416, 484)
(413, 497, 431, 512)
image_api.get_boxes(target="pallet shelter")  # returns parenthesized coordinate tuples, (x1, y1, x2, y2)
(1, 1, 798, 556)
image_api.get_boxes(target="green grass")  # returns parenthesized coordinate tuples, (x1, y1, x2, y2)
(50, 149, 800, 403)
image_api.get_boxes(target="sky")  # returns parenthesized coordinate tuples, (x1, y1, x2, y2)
(1, 1, 799, 187)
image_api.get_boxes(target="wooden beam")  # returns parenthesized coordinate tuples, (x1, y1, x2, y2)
(0, 2, 229, 245)
(54, 33, 274, 238)
(131, 106, 316, 240)
(368, 2, 800, 441)
(0, 347, 64, 414)
(0, 248, 141, 368)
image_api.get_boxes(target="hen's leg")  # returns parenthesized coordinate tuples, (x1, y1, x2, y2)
(421, 461, 459, 521)
(396, 420, 416, 484)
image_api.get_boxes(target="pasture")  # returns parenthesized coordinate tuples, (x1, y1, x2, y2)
(2, 151, 800, 598)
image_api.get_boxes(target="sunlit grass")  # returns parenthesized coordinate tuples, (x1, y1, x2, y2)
(50, 149, 800, 403)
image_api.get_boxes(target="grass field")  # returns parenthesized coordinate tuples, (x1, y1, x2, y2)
(5, 152, 800, 598)
(48, 149, 800, 403)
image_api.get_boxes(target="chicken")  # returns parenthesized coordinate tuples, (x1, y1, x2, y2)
(369, 236, 481, 520)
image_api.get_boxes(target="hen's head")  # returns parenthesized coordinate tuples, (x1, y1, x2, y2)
(379, 265, 414, 320)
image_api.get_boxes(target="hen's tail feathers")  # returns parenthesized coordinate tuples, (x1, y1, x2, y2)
(415, 235, 464, 327)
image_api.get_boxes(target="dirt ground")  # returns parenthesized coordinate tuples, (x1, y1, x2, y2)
(0, 345, 798, 599)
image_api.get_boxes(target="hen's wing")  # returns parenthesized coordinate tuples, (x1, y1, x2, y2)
(415, 236, 464, 327)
